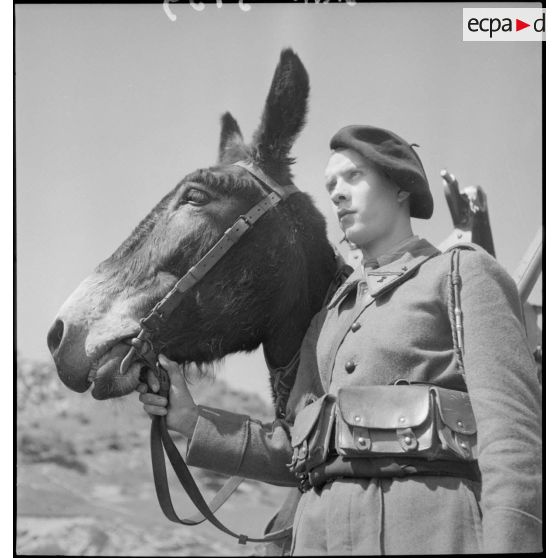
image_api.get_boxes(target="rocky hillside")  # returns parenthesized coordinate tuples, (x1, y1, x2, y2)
(17, 356, 289, 556)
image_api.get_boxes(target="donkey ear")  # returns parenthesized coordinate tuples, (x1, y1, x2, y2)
(251, 48, 309, 181)
(218, 112, 247, 164)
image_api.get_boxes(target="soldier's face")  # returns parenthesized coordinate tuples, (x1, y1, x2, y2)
(324, 149, 403, 250)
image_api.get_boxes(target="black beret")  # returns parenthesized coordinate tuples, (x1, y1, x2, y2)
(329, 125, 433, 219)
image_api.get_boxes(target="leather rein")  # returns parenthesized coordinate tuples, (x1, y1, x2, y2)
(118, 161, 299, 545)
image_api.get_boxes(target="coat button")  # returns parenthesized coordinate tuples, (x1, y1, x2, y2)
(350, 322, 361, 332)
(345, 360, 356, 373)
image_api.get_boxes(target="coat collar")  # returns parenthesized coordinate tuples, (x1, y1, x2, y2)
(362, 234, 421, 269)
(327, 237, 440, 309)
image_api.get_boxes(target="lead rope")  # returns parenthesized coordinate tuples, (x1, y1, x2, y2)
(118, 161, 300, 545)
(150, 407, 293, 544)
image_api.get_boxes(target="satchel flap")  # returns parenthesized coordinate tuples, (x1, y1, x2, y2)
(337, 386, 431, 429)
(291, 394, 329, 447)
(433, 387, 477, 435)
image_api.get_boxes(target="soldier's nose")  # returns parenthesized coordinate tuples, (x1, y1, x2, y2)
(332, 188, 349, 205)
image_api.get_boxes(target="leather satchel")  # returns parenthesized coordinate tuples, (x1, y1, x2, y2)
(335, 384, 477, 462)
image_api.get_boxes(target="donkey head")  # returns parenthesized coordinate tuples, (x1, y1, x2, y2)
(48, 49, 337, 400)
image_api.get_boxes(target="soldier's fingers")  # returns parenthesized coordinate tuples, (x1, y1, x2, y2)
(135, 382, 148, 394)
(146, 368, 160, 393)
(143, 404, 167, 416)
(139, 393, 168, 406)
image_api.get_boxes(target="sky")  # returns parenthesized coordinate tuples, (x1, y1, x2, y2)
(16, 2, 542, 402)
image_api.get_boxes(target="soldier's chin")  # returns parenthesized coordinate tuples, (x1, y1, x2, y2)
(343, 225, 378, 251)
(342, 228, 363, 248)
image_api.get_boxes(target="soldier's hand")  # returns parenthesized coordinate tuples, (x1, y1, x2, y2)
(136, 354, 199, 439)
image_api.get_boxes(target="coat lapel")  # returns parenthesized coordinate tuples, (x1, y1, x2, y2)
(319, 281, 367, 390)
(319, 241, 440, 390)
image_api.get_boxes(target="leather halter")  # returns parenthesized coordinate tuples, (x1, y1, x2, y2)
(119, 161, 298, 376)
(119, 161, 299, 545)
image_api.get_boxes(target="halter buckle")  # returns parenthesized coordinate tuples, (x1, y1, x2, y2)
(239, 214, 254, 228)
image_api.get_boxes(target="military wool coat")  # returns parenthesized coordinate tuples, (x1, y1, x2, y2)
(186, 237, 542, 554)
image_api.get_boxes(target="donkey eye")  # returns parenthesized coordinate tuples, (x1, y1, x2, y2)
(182, 187, 211, 206)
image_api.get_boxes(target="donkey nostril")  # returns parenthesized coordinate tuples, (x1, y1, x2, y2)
(47, 319, 65, 354)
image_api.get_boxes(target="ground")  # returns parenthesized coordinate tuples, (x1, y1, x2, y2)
(17, 357, 287, 556)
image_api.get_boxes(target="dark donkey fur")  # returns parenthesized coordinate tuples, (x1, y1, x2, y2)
(48, 49, 339, 553)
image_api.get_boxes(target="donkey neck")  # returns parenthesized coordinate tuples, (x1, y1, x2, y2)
(262, 320, 308, 372)
(262, 252, 339, 371)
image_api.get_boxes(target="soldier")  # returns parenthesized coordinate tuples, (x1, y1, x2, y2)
(139, 125, 542, 554)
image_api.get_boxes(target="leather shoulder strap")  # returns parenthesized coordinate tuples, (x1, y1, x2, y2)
(445, 244, 477, 372)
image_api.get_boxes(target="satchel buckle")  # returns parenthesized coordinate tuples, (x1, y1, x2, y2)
(352, 426, 371, 451)
(397, 427, 418, 451)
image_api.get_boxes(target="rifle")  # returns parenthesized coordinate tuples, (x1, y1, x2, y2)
(439, 170, 542, 376)
(437, 169, 495, 257)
